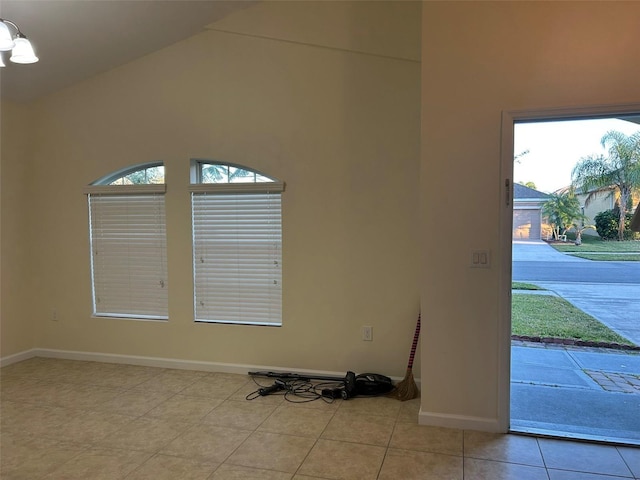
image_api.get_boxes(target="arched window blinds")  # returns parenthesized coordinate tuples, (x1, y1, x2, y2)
(190, 161, 284, 326)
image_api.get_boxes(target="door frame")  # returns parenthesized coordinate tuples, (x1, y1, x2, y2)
(497, 102, 640, 432)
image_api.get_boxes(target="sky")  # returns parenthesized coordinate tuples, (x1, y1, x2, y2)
(513, 117, 640, 194)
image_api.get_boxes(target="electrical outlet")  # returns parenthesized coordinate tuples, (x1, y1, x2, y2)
(362, 326, 373, 341)
(51, 308, 58, 321)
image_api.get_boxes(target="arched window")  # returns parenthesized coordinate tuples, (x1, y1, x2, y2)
(104, 163, 165, 185)
(190, 161, 284, 326)
(84, 163, 167, 320)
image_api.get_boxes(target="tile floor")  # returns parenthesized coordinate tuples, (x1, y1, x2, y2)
(1, 357, 639, 479)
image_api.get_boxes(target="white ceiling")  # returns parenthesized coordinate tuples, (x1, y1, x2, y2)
(0, 0, 256, 103)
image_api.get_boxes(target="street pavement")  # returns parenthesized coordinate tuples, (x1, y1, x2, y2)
(512, 240, 640, 345)
(510, 241, 640, 445)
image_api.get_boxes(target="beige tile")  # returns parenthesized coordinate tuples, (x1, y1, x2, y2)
(52, 361, 130, 386)
(258, 405, 334, 437)
(228, 382, 286, 405)
(335, 396, 402, 418)
(463, 430, 544, 467)
(54, 410, 136, 444)
(538, 438, 633, 477)
(1, 380, 76, 406)
(202, 400, 277, 430)
(1, 358, 79, 382)
(378, 448, 463, 480)
(126, 454, 217, 480)
(88, 364, 164, 389)
(135, 369, 207, 394)
(145, 394, 223, 423)
(390, 423, 463, 456)
(0, 431, 86, 480)
(297, 438, 386, 480)
(321, 411, 395, 446)
(97, 416, 191, 452)
(0, 373, 44, 392)
(464, 457, 549, 480)
(226, 431, 315, 473)
(181, 373, 252, 399)
(41, 447, 151, 480)
(12, 358, 640, 480)
(283, 395, 342, 412)
(397, 398, 421, 424)
(51, 383, 124, 409)
(293, 476, 333, 480)
(0, 402, 76, 437)
(210, 464, 294, 479)
(161, 424, 251, 463)
(0, 357, 49, 376)
(96, 389, 172, 416)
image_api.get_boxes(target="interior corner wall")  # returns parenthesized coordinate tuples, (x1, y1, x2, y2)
(1, 100, 36, 359)
(22, 3, 421, 376)
(420, 1, 640, 431)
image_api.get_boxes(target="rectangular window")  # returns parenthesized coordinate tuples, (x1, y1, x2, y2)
(86, 185, 168, 319)
(191, 187, 282, 325)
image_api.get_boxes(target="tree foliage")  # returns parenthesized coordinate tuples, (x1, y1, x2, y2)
(594, 209, 637, 240)
(542, 190, 588, 242)
(517, 181, 537, 190)
(571, 130, 640, 240)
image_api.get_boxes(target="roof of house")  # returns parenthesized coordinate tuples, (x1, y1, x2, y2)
(514, 183, 550, 200)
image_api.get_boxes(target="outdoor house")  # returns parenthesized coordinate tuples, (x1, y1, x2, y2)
(513, 183, 550, 241)
(576, 187, 640, 237)
(555, 185, 640, 237)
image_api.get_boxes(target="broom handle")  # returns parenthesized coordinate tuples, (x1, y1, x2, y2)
(406, 313, 421, 369)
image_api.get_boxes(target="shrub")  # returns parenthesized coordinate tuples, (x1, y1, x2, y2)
(594, 209, 637, 240)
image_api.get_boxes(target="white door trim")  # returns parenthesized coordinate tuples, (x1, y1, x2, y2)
(498, 102, 640, 432)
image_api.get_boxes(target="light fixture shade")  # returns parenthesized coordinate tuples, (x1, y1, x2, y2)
(9, 36, 38, 64)
(0, 21, 15, 51)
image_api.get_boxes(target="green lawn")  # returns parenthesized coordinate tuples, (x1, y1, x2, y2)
(511, 294, 635, 346)
(512, 282, 545, 290)
(568, 253, 640, 261)
(550, 234, 640, 260)
(512, 234, 638, 345)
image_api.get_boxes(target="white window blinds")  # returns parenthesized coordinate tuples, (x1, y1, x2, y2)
(191, 185, 282, 325)
(86, 185, 168, 319)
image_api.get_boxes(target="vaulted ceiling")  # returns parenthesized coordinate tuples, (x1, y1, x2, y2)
(0, 0, 256, 103)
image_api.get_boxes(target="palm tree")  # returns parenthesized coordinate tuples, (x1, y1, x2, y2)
(571, 130, 640, 241)
(542, 190, 587, 242)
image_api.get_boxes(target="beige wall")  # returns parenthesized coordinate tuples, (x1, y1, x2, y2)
(1, 101, 36, 358)
(421, 1, 640, 430)
(1, 1, 422, 376)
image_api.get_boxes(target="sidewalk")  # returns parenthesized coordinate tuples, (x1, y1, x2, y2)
(511, 342, 640, 445)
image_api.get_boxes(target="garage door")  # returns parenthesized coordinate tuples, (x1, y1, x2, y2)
(513, 209, 540, 240)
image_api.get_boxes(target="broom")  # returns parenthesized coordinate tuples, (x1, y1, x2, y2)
(389, 313, 421, 401)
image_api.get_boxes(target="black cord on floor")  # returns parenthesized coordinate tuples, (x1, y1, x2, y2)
(245, 377, 344, 403)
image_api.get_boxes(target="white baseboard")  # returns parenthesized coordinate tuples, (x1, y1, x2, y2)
(418, 409, 505, 433)
(1, 348, 416, 385)
(0, 349, 38, 368)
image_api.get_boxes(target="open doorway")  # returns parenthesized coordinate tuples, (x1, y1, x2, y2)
(501, 108, 640, 445)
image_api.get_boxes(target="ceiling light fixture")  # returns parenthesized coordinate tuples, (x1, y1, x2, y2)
(0, 18, 38, 66)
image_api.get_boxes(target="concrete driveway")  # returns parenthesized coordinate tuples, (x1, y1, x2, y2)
(512, 240, 640, 346)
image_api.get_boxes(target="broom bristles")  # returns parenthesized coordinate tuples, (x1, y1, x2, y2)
(389, 368, 420, 401)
